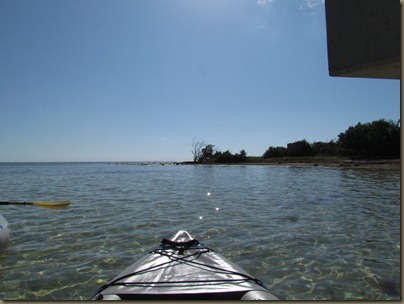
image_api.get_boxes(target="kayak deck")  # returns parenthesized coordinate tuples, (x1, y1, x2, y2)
(0, 214, 9, 247)
(92, 230, 279, 300)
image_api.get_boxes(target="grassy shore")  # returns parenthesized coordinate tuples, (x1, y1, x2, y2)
(180, 157, 400, 170)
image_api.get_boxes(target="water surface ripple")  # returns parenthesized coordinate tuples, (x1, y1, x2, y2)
(0, 163, 400, 300)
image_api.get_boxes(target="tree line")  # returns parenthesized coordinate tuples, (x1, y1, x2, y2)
(192, 119, 400, 163)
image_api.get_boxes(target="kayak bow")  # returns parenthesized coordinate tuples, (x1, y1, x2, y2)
(92, 230, 279, 300)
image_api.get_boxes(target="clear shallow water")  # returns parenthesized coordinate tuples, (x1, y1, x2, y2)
(0, 162, 400, 300)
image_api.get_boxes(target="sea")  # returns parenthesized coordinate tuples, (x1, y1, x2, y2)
(0, 162, 400, 300)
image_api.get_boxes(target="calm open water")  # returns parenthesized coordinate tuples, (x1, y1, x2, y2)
(0, 162, 400, 300)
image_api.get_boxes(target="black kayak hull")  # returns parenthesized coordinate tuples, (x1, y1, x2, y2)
(92, 230, 279, 300)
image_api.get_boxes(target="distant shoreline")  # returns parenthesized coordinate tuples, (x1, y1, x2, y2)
(177, 158, 401, 170)
(0, 160, 399, 170)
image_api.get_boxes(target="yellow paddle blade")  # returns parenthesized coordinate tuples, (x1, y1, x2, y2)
(32, 200, 71, 209)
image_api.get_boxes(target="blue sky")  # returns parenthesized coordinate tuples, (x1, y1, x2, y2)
(0, 0, 400, 162)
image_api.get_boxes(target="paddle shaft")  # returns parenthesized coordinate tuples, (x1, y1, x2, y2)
(0, 201, 34, 205)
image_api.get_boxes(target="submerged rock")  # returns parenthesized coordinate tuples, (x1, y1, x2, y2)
(377, 278, 400, 297)
(282, 215, 300, 221)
